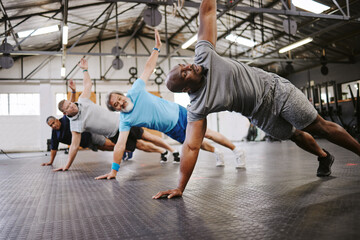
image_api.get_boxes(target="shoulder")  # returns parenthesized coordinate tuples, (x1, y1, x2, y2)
(195, 40, 214, 53)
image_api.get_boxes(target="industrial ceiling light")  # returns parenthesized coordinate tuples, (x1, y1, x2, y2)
(292, 0, 330, 14)
(279, 37, 313, 53)
(181, 34, 197, 49)
(62, 25, 68, 45)
(61, 67, 66, 78)
(17, 25, 59, 38)
(225, 34, 256, 48)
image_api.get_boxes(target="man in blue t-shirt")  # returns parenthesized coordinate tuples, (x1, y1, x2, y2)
(154, 0, 360, 199)
(95, 30, 244, 181)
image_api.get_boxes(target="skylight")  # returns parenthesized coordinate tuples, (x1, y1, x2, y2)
(225, 34, 256, 48)
(292, 0, 330, 14)
(17, 25, 59, 38)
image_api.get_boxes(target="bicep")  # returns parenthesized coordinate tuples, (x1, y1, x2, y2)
(115, 131, 130, 149)
(184, 119, 207, 150)
(71, 131, 81, 145)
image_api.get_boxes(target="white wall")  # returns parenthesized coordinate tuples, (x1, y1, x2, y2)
(0, 36, 249, 152)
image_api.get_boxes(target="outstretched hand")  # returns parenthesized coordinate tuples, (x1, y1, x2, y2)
(69, 78, 76, 92)
(95, 172, 116, 180)
(41, 162, 52, 166)
(53, 167, 68, 172)
(154, 29, 162, 50)
(78, 58, 88, 70)
(152, 188, 183, 199)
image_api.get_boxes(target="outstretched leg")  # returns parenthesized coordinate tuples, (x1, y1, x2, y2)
(141, 130, 177, 153)
(204, 128, 235, 150)
(303, 115, 360, 156)
(290, 129, 327, 157)
(135, 139, 165, 153)
(97, 138, 115, 151)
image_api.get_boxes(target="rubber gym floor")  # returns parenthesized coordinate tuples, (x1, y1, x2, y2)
(0, 139, 359, 240)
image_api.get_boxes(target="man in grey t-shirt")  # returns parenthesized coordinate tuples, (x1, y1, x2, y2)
(153, 0, 360, 199)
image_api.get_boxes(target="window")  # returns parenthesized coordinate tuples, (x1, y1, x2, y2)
(0, 93, 40, 115)
(341, 80, 360, 101)
(56, 93, 67, 115)
(0, 94, 9, 115)
(174, 93, 190, 108)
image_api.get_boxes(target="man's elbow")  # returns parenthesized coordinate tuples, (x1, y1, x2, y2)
(185, 142, 201, 152)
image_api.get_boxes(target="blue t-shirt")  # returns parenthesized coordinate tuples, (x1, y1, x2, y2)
(119, 78, 179, 132)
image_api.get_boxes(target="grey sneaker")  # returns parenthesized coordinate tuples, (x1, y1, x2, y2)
(317, 149, 334, 177)
(233, 147, 246, 169)
(215, 150, 225, 167)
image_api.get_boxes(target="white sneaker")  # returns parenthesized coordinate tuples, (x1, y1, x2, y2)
(233, 147, 246, 169)
(215, 149, 225, 167)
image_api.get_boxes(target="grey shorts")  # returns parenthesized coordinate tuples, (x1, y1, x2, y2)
(90, 133, 106, 146)
(250, 76, 318, 140)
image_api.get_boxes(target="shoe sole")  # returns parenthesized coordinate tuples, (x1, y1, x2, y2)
(160, 160, 167, 163)
(236, 165, 246, 169)
(216, 164, 225, 167)
(173, 161, 180, 164)
(317, 156, 335, 177)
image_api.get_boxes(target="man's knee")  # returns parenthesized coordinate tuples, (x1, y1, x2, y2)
(304, 115, 330, 137)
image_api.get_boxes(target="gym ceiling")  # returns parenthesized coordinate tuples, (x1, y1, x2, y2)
(0, 0, 359, 78)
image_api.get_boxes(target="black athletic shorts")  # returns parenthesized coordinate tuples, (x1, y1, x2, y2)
(109, 127, 144, 152)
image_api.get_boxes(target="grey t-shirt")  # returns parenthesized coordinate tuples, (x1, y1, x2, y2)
(187, 40, 275, 122)
(68, 98, 119, 138)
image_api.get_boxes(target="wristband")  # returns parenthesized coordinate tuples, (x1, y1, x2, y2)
(112, 162, 120, 171)
(71, 91, 76, 94)
(153, 47, 160, 53)
(83, 69, 88, 72)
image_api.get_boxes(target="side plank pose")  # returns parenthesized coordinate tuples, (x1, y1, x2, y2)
(56, 59, 174, 171)
(153, 0, 360, 199)
(95, 29, 245, 181)
(42, 80, 115, 166)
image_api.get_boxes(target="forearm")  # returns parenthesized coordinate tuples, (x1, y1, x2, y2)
(65, 143, 79, 169)
(200, 0, 216, 16)
(111, 144, 125, 175)
(83, 71, 92, 90)
(49, 150, 57, 164)
(70, 91, 76, 102)
(177, 144, 201, 192)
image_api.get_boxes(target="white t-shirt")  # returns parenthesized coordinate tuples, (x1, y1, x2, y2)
(68, 98, 119, 138)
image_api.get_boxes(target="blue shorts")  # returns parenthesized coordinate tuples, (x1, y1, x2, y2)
(165, 105, 188, 144)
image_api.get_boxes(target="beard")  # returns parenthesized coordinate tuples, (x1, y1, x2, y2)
(120, 99, 134, 113)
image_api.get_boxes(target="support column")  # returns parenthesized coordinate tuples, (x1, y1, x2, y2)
(39, 83, 53, 151)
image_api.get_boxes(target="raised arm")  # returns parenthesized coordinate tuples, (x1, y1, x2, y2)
(198, 0, 217, 47)
(78, 58, 92, 99)
(139, 29, 162, 84)
(68, 78, 77, 102)
(53, 131, 81, 172)
(95, 130, 130, 180)
(153, 118, 207, 199)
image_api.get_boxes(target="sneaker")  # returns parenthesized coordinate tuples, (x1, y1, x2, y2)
(233, 147, 246, 169)
(215, 149, 225, 167)
(127, 151, 133, 160)
(160, 150, 168, 163)
(173, 152, 180, 163)
(317, 149, 335, 177)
